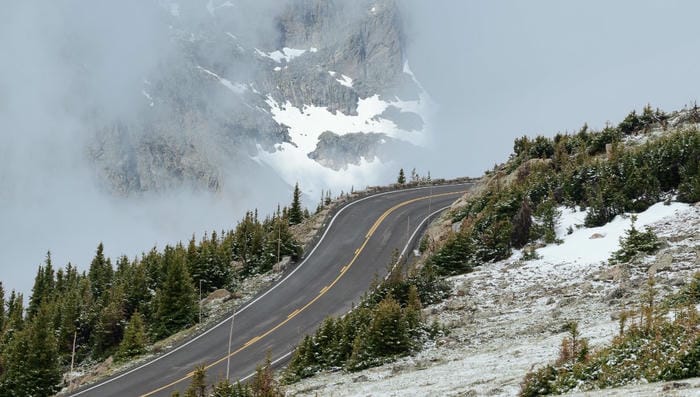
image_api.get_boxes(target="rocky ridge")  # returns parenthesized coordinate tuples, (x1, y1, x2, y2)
(88, 0, 425, 196)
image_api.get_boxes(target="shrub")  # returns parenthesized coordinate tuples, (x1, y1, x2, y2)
(610, 216, 661, 264)
(283, 267, 446, 383)
(520, 275, 700, 396)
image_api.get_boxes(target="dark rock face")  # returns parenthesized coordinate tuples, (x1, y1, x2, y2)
(88, 0, 424, 195)
(308, 131, 386, 171)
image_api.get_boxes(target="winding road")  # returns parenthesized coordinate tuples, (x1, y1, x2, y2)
(69, 183, 469, 396)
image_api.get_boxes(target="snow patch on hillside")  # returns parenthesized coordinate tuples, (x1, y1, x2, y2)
(252, 145, 385, 199)
(264, 95, 425, 150)
(255, 47, 308, 63)
(196, 66, 247, 94)
(336, 74, 353, 88)
(252, 61, 433, 196)
(141, 90, 154, 107)
(254, 93, 429, 194)
(529, 202, 688, 266)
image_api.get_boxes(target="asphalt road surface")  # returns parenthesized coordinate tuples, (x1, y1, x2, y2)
(69, 183, 469, 396)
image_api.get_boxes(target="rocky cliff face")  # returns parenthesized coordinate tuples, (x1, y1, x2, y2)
(88, 0, 428, 196)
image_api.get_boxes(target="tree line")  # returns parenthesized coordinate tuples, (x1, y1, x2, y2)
(0, 188, 306, 396)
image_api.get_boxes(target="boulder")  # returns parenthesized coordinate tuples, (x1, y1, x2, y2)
(648, 252, 673, 276)
(202, 289, 232, 308)
(273, 256, 292, 273)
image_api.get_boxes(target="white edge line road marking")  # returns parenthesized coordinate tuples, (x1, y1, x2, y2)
(69, 184, 468, 396)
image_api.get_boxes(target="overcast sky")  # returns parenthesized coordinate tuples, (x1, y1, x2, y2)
(402, 0, 700, 177)
(2, 1, 699, 295)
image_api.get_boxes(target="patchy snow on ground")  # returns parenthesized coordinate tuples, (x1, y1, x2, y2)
(285, 202, 700, 396)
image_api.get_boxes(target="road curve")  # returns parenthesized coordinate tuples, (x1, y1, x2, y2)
(69, 184, 469, 397)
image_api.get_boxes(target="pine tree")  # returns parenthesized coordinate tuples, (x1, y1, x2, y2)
(88, 243, 113, 303)
(410, 168, 418, 182)
(250, 354, 283, 397)
(0, 282, 4, 337)
(288, 183, 303, 225)
(152, 246, 197, 339)
(511, 198, 532, 249)
(4, 291, 24, 341)
(405, 284, 422, 332)
(93, 282, 127, 358)
(0, 304, 61, 396)
(123, 260, 150, 319)
(115, 310, 147, 361)
(184, 365, 207, 397)
(211, 379, 253, 397)
(397, 168, 406, 185)
(366, 296, 410, 357)
(28, 252, 54, 319)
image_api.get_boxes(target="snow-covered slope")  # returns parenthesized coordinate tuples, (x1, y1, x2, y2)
(285, 202, 700, 396)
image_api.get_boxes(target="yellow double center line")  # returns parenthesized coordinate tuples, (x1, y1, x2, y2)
(142, 190, 463, 396)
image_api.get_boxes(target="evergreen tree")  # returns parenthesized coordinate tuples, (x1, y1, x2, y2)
(122, 260, 151, 319)
(184, 365, 207, 397)
(211, 379, 253, 397)
(0, 304, 61, 396)
(533, 198, 561, 244)
(116, 310, 147, 361)
(510, 198, 532, 249)
(397, 168, 406, 185)
(55, 286, 82, 362)
(678, 154, 700, 203)
(74, 277, 98, 362)
(152, 246, 197, 339)
(250, 354, 283, 397)
(288, 183, 303, 225)
(88, 243, 113, 303)
(93, 283, 127, 358)
(28, 252, 54, 319)
(366, 296, 410, 357)
(405, 284, 422, 332)
(0, 283, 4, 337)
(4, 291, 24, 341)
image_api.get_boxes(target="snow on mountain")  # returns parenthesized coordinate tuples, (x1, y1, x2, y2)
(255, 84, 429, 193)
(336, 74, 354, 88)
(90, 0, 425, 198)
(254, 47, 308, 63)
(196, 65, 247, 94)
